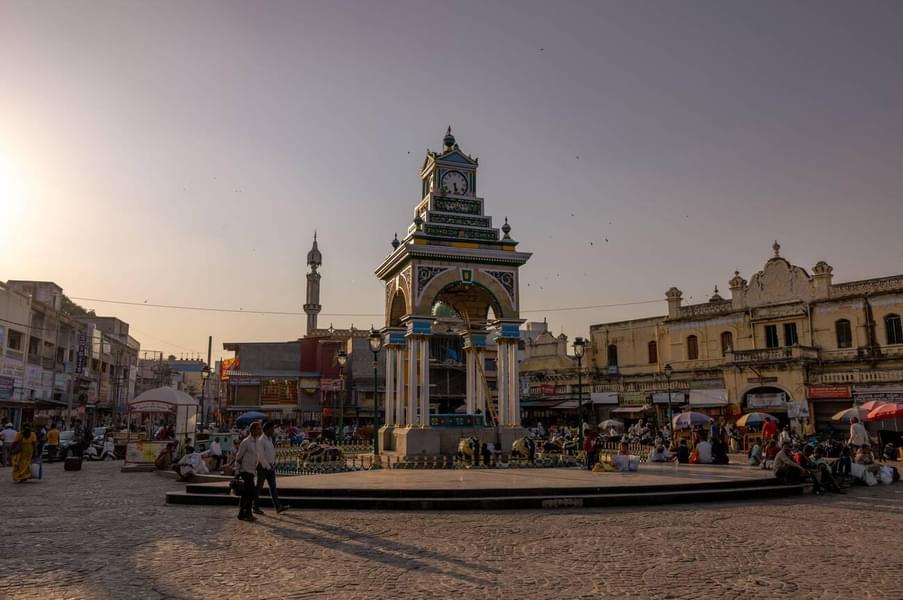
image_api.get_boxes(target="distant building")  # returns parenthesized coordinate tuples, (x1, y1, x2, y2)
(0, 280, 139, 427)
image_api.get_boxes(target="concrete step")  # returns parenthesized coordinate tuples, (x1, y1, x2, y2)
(181, 474, 781, 498)
(165, 483, 805, 510)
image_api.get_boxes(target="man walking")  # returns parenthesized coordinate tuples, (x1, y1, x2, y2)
(234, 422, 262, 522)
(46, 423, 60, 462)
(254, 422, 287, 515)
(1, 423, 17, 467)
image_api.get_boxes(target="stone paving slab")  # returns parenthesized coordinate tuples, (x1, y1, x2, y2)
(2, 461, 903, 600)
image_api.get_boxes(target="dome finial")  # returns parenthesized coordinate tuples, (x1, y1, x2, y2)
(773, 240, 781, 257)
(391, 232, 400, 249)
(443, 126, 456, 150)
(307, 231, 322, 267)
(501, 216, 512, 239)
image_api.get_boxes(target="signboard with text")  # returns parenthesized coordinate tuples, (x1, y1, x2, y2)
(807, 386, 852, 400)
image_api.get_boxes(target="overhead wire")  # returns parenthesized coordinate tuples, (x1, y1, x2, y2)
(67, 296, 664, 317)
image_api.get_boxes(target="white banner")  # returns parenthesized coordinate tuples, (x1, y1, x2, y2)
(747, 392, 787, 409)
(590, 392, 618, 405)
(689, 389, 729, 406)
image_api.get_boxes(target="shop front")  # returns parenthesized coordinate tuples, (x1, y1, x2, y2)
(743, 386, 792, 427)
(589, 391, 618, 425)
(807, 385, 853, 433)
(652, 391, 687, 427)
(689, 388, 730, 419)
(612, 391, 653, 426)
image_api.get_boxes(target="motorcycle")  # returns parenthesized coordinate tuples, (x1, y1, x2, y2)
(84, 437, 117, 461)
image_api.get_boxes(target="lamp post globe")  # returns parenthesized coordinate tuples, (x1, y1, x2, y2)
(573, 337, 586, 453)
(368, 328, 383, 460)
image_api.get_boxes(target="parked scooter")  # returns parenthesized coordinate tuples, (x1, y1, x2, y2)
(84, 437, 117, 461)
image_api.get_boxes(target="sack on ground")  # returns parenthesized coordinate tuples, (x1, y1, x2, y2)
(850, 463, 866, 479)
(878, 466, 894, 485)
(29, 462, 42, 479)
(689, 450, 700, 464)
(863, 470, 878, 486)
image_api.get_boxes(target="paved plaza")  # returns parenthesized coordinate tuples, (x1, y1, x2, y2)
(2, 462, 903, 600)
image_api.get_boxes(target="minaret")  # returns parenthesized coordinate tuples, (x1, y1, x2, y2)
(304, 232, 322, 335)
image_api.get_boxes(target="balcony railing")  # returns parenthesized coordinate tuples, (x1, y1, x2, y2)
(726, 345, 818, 364)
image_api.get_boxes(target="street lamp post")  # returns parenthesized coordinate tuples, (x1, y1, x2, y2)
(664, 363, 673, 442)
(573, 337, 586, 451)
(200, 365, 211, 430)
(336, 349, 348, 444)
(368, 328, 383, 459)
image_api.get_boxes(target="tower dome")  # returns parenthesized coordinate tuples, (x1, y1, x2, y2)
(307, 232, 322, 267)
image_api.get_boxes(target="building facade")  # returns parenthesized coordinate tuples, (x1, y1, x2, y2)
(583, 243, 903, 432)
(1, 280, 139, 427)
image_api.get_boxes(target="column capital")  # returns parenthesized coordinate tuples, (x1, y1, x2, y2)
(401, 315, 435, 337)
(382, 327, 407, 348)
(490, 319, 524, 340)
(462, 329, 488, 350)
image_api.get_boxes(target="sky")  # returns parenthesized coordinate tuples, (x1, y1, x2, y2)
(1, 1, 902, 361)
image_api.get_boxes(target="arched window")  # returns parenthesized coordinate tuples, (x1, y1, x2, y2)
(835, 319, 852, 348)
(647, 341, 657, 364)
(886, 314, 903, 345)
(687, 335, 699, 360)
(720, 331, 733, 356)
(607, 344, 618, 367)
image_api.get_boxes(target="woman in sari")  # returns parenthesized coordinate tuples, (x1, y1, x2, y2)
(12, 422, 37, 482)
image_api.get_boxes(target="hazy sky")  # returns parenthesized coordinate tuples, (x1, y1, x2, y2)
(2, 1, 902, 361)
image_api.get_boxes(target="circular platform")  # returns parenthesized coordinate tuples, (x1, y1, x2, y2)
(165, 463, 804, 510)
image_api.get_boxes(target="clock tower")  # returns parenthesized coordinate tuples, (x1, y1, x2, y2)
(374, 127, 531, 457)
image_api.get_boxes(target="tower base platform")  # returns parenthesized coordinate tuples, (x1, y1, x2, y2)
(165, 463, 804, 511)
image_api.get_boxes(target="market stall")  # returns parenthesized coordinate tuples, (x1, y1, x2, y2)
(124, 387, 198, 468)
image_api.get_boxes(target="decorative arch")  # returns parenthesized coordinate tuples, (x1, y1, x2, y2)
(413, 267, 516, 321)
(387, 288, 408, 327)
(738, 383, 795, 404)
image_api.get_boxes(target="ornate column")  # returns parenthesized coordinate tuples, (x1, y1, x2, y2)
(383, 328, 406, 426)
(419, 337, 430, 426)
(463, 330, 488, 417)
(404, 318, 433, 427)
(384, 346, 395, 428)
(492, 320, 524, 427)
(395, 344, 405, 425)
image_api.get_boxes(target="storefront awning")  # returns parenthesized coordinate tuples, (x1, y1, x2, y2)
(522, 399, 567, 408)
(553, 400, 578, 409)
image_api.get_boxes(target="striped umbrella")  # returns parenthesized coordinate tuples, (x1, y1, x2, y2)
(672, 412, 713, 430)
(866, 403, 903, 422)
(831, 407, 868, 424)
(735, 412, 774, 428)
(859, 400, 888, 413)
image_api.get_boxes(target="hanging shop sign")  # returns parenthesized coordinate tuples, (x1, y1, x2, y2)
(807, 386, 852, 400)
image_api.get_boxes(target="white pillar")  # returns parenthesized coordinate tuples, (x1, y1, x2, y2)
(497, 343, 509, 426)
(508, 342, 520, 426)
(476, 348, 486, 417)
(465, 348, 476, 413)
(394, 346, 404, 426)
(384, 347, 395, 427)
(419, 337, 430, 426)
(407, 338, 417, 427)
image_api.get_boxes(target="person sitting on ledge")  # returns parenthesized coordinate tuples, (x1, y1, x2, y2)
(695, 434, 713, 464)
(612, 441, 640, 472)
(711, 437, 730, 464)
(774, 441, 808, 485)
(675, 439, 691, 464)
(748, 441, 763, 467)
(762, 439, 780, 469)
(854, 445, 881, 476)
(649, 444, 675, 463)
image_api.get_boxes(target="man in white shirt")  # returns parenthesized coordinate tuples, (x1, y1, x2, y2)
(209, 438, 223, 471)
(695, 437, 714, 464)
(253, 422, 286, 514)
(848, 417, 870, 449)
(234, 422, 262, 522)
(2, 423, 18, 467)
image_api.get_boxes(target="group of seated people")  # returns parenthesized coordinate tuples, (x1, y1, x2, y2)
(646, 434, 730, 465)
(766, 440, 898, 493)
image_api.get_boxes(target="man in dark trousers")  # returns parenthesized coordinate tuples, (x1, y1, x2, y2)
(234, 422, 262, 522)
(253, 422, 287, 514)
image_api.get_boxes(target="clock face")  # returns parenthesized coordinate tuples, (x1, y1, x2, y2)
(441, 171, 468, 195)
